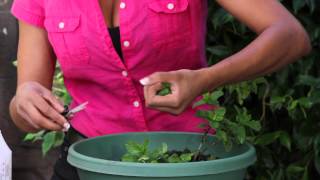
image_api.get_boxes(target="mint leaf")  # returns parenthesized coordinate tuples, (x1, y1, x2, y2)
(168, 153, 180, 163)
(42, 131, 56, 156)
(156, 82, 172, 96)
(180, 153, 194, 162)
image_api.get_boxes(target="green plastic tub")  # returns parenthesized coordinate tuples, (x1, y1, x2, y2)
(68, 132, 256, 180)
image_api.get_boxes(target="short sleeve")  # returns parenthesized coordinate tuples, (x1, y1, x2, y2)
(11, 0, 45, 28)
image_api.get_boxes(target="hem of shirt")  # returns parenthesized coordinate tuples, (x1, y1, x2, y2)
(11, 3, 45, 28)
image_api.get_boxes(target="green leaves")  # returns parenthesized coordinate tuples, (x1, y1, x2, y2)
(156, 82, 172, 96)
(23, 130, 45, 142)
(167, 153, 194, 163)
(122, 140, 151, 163)
(121, 141, 197, 163)
(195, 90, 261, 151)
(255, 131, 292, 151)
(42, 132, 56, 156)
(24, 131, 65, 156)
(211, 9, 234, 30)
(193, 90, 223, 108)
(210, 108, 226, 122)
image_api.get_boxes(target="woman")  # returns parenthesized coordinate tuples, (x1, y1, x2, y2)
(9, 0, 311, 179)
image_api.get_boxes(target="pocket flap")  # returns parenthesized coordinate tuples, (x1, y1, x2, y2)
(44, 16, 80, 33)
(148, 0, 189, 14)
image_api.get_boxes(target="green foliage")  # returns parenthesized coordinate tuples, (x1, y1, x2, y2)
(195, 90, 261, 151)
(23, 130, 65, 156)
(207, 0, 320, 179)
(121, 140, 197, 163)
(156, 82, 172, 96)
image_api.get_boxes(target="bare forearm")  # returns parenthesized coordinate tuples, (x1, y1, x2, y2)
(201, 21, 311, 92)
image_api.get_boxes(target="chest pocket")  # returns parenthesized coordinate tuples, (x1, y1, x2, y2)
(148, 0, 191, 49)
(44, 16, 89, 65)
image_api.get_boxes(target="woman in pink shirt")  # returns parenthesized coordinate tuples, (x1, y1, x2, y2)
(9, 0, 310, 179)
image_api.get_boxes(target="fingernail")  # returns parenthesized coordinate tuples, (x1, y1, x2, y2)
(63, 123, 70, 131)
(139, 78, 150, 86)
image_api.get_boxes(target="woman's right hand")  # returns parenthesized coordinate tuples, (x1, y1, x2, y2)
(14, 81, 69, 132)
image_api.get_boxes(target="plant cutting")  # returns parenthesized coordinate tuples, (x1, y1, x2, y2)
(19, 62, 71, 155)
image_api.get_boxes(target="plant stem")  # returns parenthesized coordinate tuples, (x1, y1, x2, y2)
(193, 128, 211, 161)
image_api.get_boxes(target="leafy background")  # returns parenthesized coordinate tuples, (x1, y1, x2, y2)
(206, 0, 320, 179)
(30, 0, 320, 179)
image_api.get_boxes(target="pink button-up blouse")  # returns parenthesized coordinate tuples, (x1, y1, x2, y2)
(11, 0, 209, 137)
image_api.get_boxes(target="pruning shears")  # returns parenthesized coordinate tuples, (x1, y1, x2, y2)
(61, 101, 88, 119)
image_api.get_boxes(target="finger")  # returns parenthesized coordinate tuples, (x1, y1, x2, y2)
(17, 104, 41, 129)
(38, 88, 64, 113)
(147, 94, 180, 108)
(32, 93, 68, 127)
(144, 82, 162, 103)
(140, 72, 172, 86)
(151, 106, 184, 116)
(27, 104, 62, 131)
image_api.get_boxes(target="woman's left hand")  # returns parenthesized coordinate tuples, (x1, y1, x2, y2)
(140, 69, 208, 115)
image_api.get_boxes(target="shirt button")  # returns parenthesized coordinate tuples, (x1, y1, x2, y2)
(123, 41, 130, 48)
(120, 2, 126, 9)
(133, 101, 140, 107)
(58, 22, 65, 29)
(122, 70, 128, 77)
(167, 3, 175, 10)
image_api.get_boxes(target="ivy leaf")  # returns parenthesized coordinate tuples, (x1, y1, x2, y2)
(255, 131, 281, 146)
(279, 132, 291, 151)
(286, 165, 305, 174)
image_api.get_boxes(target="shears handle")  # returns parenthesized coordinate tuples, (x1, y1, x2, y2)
(60, 105, 69, 118)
